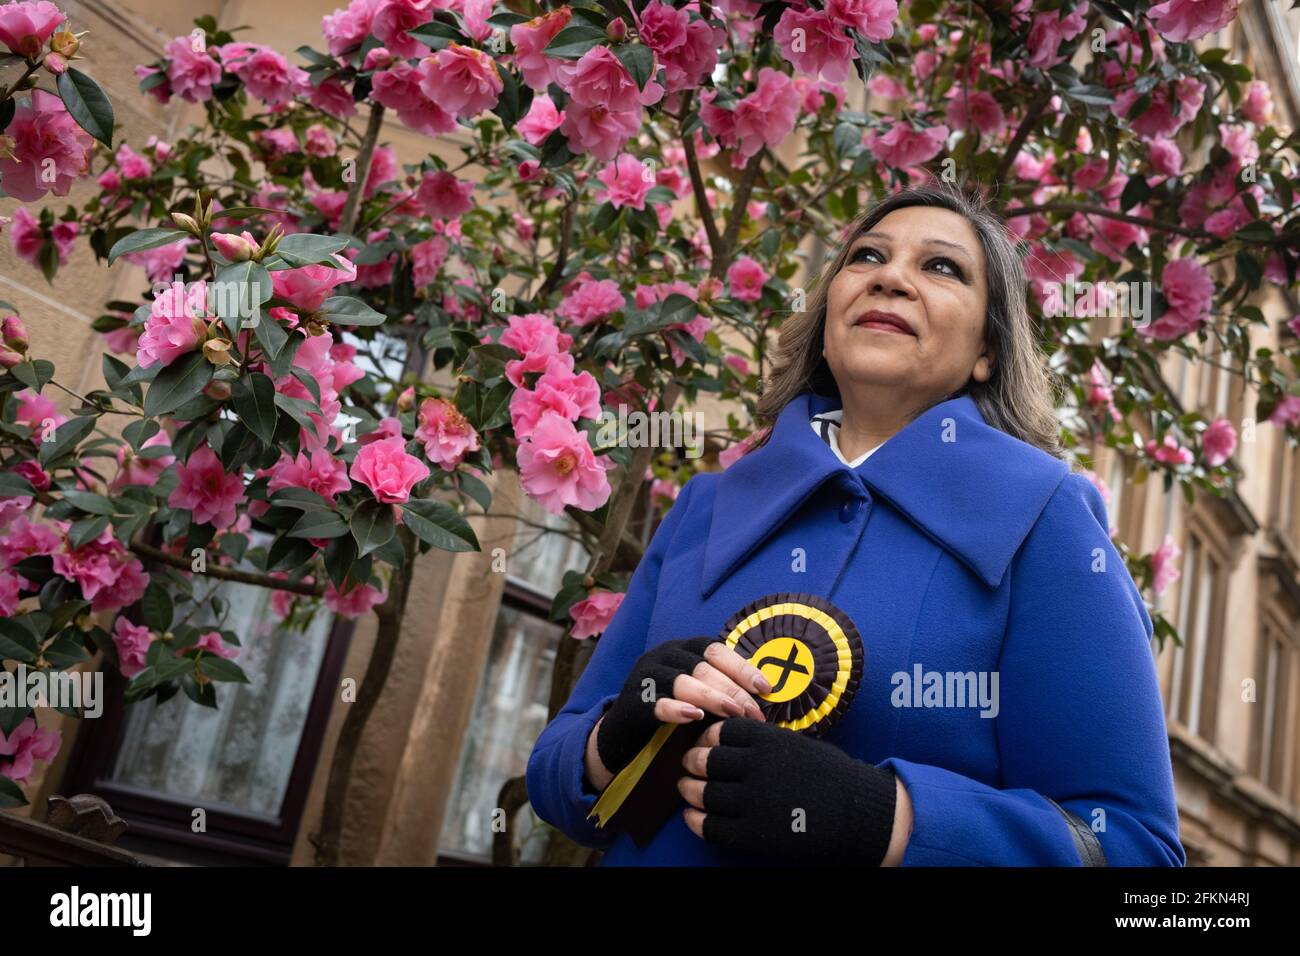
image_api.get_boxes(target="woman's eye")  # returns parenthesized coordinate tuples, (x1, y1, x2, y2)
(931, 258, 964, 278)
(850, 246, 882, 264)
(849, 247, 964, 280)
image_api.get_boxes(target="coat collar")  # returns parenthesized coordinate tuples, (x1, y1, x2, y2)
(702, 390, 1069, 598)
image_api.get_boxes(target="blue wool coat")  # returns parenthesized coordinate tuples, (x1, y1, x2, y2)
(526, 390, 1185, 866)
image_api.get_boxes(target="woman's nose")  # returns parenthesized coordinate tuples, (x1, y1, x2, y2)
(869, 265, 917, 298)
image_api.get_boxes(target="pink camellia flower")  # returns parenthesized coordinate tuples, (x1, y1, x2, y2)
(1142, 258, 1214, 340)
(325, 579, 387, 618)
(357, 416, 403, 446)
(517, 413, 611, 515)
(1202, 417, 1237, 467)
(168, 443, 246, 529)
(0, 717, 60, 784)
(517, 94, 563, 146)
(1268, 394, 1300, 428)
(595, 153, 654, 211)
(945, 87, 1005, 138)
(350, 435, 430, 503)
(14, 389, 63, 439)
(222, 43, 299, 104)
(418, 43, 503, 119)
(568, 589, 626, 640)
(0, 90, 93, 201)
(555, 45, 663, 114)
(1025, 3, 1089, 69)
(371, 0, 433, 59)
(12, 458, 48, 491)
(1151, 534, 1181, 597)
(322, 0, 380, 55)
(9, 207, 77, 269)
(111, 618, 155, 679)
(416, 170, 475, 219)
(415, 397, 481, 469)
(501, 312, 576, 386)
(258, 127, 300, 157)
(727, 256, 769, 302)
(111, 431, 175, 492)
(1148, 0, 1239, 42)
(0, 1, 65, 58)
(775, 7, 856, 83)
(410, 236, 449, 287)
(510, 7, 572, 90)
(826, 0, 898, 39)
(304, 124, 336, 158)
(164, 35, 223, 102)
(1144, 435, 1194, 468)
(865, 119, 949, 168)
(730, 68, 801, 159)
(270, 257, 357, 313)
(1241, 80, 1273, 126)
(311, 76, 357, 120)
(557, 277, 624, 327)
(558, 99, 643, 161)
(137, 280, 209, 368)
(115, 143, 153, 180)
(509, 354, 603, 440)
(268, 448, 352, 503)
(190, 630, 239, 660)
(0, 515, 61, 568)
(1148, 137, 1183, 177)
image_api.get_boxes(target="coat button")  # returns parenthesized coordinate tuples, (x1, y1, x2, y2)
(838, 498, 862, 522)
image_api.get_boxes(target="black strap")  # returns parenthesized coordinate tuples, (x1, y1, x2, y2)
(1045, 797, 1107, 866)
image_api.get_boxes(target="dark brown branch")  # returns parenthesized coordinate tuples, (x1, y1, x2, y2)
(339, 103, 386, 236)
(130, 539, 326, 597)
(1004, 202, 1216, 240)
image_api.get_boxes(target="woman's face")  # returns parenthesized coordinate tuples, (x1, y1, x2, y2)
(823, 206, 992, 408)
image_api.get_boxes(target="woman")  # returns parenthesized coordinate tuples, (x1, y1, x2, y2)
(526, 184, 1185, 867)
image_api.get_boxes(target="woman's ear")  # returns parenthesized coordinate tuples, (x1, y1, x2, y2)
(972, 345, 994, 383)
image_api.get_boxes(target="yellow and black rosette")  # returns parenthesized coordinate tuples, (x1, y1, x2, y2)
(588, 592, 863, 847)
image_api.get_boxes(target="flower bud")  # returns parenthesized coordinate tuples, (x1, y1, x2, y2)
(203, 338, 233, 366)
(49, 29, 80, 58)
(171, 211, 201, 236)
(44, 52, 67, 75)
(606, 18, 627, 41)
(396, 386, 415, 412)
(0, 346, 23, 369)
(210, 231, 254, 262)
(203, 379, 232, 401)
(2, 315, 29, 352)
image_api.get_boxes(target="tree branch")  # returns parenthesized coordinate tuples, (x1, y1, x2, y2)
(130, 539, 325, 596)
(339, 103, 386, 237)
(1005, 202, 1216, 240)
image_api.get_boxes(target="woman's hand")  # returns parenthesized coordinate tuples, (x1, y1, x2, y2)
(678, 718, 904, 866)
(587, 637, 771, 788)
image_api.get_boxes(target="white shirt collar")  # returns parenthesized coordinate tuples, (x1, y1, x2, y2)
(810, 409, 883, 468)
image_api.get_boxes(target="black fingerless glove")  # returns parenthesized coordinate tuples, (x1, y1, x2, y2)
(596, 635, 718, 776)
(700, 718, 898, 866)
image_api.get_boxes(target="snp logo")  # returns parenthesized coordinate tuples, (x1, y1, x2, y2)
(50, 886, 151, 936)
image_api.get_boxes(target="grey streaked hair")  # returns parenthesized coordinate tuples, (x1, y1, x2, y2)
(749, 183, 1062, 458)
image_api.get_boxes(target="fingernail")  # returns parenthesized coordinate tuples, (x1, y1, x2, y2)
(754, 673, 772, 694)
(724, 698, 745, 716)
(688, 705, 705, 720)
(746, 702, 764, 720)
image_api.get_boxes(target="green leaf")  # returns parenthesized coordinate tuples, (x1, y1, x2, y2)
(57, 67, 115, 148)
(0, 472, 35, 497)
(59, 490, 116, 515)
(108, 228, 188, 265)
(38, 415, 95, 465)
(0, 618, 39, 662)
(350, 498, 396, 557)
(544, 24, 607, 59)
(255, 308, 289, 360)
(210, 206, 278, 221)
(0, 775, 27, 809)
(196, 656, 250, 683)
(613, 44, 654, 90)
(213, 260, 272, 335)
(68, 514, 109, 549)
(320, 296, 385, 326)
(7, 358, 54, 392)
(141, 580, 174, 632)
(289, 509, 350, 539)
(273, 233, 350, 266)
(231, 372, 278, 444)
(399, 499, 479, 552)
(273, 392, 321, 434)
(144, 352, 213, 417)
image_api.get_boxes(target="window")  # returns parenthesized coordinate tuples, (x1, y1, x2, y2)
(1167, 526, 1228, 743)
(1250, 616, 1294, 795)
(437, 492, 591, 863)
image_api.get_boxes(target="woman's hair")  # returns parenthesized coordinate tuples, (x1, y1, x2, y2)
(750, 183, 1062, 458)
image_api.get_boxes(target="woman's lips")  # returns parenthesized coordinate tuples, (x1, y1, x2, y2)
(854, 311, 916, 335)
